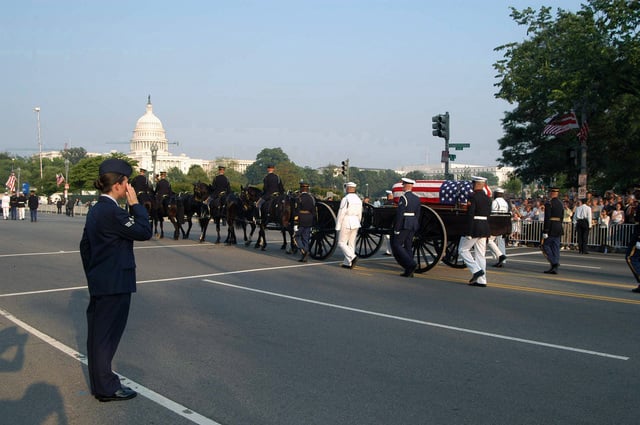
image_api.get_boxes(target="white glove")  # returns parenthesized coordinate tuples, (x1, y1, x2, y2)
(394, 231, 400, 235)
(464, 236, 472, 240)
(293, 225, 299, 232)
(636, 241, 640, 249)
(542, 233, 549, 239)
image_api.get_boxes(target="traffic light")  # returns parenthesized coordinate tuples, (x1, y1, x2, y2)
(449, 154, 456, 161)
(341, 159, 349, 176)
(432, 112, 450, 139)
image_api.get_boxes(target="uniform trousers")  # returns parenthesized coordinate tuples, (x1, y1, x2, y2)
(459, 236, 487, 284)
(30, 209, 37, 222)
(487, 235, 506, 260)
(337, 227, 358, 266)
(626, 243, 640, 283)
(391, 229, 417, 271)
(542, 236, 560, 265)
(294, 226, 311, 253)
(18, 207, 25, 220)
(86, 293, 131, 396)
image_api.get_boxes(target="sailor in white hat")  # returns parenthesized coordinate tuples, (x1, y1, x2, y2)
(460, 176, 492, 286)
(486, 187, 509, 268)
(336, 182, 362, 269)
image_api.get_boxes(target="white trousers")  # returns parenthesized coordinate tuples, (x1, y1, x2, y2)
(459, 236, 487, 284)
(486, 235, 506, 261)
(337, 228, 358, 266)
(18, 207, 25, 220)
(2, 207, 8, 219)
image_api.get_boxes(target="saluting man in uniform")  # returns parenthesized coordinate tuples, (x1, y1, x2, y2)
(542, 187, 564, 274)
(392, 177, 421, 277)
(294, 181, 316, 262)
(80, 158, 152, 402)
(460, 176, 492, 286)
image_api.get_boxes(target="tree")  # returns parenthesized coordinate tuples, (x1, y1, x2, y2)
(493, 1, 640, 193)
(244, 148, 291, 184)
(60, 147, 87, 164)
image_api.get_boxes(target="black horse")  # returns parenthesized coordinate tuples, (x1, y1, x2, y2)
(153, 194, 180, 240)
(228, 189, 257, 246)
(242, 185, 296, 252)
(175, 192, 200, 239)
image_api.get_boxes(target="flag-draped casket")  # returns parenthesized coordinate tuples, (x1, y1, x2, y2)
(391, 180, 492, 206)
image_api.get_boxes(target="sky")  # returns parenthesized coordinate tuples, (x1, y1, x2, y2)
(1, 0, 586, 170)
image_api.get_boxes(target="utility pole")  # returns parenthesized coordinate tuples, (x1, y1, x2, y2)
(432, 112, 451, 179)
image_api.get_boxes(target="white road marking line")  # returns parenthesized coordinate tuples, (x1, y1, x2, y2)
(202, 279, 629, 361)
(0, 307, 221, 425)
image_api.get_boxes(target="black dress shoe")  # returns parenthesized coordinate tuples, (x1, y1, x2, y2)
(469, 270, 485, 283)
(493, 255, 506, 267)
(350, 256, 358, 269)
(341, 264, 351, 269)
(632, 286, 640, 293)
(95, 387, 137, 402)
(298, 252, 309, 262)
(468, 282, 487, 287)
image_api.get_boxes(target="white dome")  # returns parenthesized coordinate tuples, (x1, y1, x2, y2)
(130, 96, 169, 155)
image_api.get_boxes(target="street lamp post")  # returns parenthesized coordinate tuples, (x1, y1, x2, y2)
(33, 107, 43, 180)
(64, 159, 70, 201)
(150, 143, 158, 189)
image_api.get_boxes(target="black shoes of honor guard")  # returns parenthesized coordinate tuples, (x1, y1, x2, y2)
(492, 255, 506, 268)
(468, 270, 485, 284)
(401, 265, 417, 278)
(95, 387, 137, 402)
(544, 264, 559, 274)
(632, 285, 640, 293)
(298, 249, 309, 263)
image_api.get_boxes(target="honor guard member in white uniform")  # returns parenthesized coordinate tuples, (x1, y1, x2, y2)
(392, 178, 421, 277)
(460, 176, 492, 286)
(336, 182, 362, 269)
(383, 190, 394, 255)
(487, 187, 509, 267)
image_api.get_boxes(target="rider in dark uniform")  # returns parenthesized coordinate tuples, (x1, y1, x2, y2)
(294, 181, 316, 262)
(257, 164, 284, 219)
(130, 168, 150, 195)
(392, 177, 422, 277)
(211, 165, 231, 217)
(542, 187, 564, 274)
(155, 171, 172, 213)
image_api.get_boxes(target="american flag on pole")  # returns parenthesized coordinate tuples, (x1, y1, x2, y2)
(56, 173, 65, 186)
(542, 112, 580, 136)
(5, 173, 16, 192)
(577, 120, 589, 142)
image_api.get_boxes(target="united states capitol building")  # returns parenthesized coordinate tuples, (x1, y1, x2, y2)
(126, 97, 254, 175)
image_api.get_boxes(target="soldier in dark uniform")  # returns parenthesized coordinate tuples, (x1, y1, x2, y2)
(9, 191, 18, 220)
(294, 181, 316, 262)
(542, 187, 564, 274)
(155, 171, 172, 212)
(392, 177, 422, 277)
(211, 165, 231, 217)
(80, 158, 152, 402)
(130, 168, 150, 196)
(626, 186, 640, 293)
(257, 164, 284, 219)
(459, 176, 492, 286)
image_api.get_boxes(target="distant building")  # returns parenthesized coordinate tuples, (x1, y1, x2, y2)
(397, 163, 515, 185)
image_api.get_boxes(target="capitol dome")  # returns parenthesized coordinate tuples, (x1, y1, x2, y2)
(129, 96, 169, 156)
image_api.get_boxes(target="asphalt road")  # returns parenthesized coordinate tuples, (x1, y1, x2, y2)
(1, 211, 639, 425)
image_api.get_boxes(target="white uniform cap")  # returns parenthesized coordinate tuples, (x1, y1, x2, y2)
(346, 182, 357, 188)
(471, 176, 487, 183)
(401, 177, 416, 185)
(385, 190, 393, 194)
(494, 187, 504, 193)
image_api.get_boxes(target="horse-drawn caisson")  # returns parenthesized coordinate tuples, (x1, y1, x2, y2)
(305, 179, 512, 273)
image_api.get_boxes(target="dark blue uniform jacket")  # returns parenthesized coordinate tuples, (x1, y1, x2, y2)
(80, 196, 152, 296)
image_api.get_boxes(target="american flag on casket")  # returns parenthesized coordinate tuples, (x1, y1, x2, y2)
(391, 180, 491, 206)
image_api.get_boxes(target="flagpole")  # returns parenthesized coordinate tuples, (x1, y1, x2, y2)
(578, 110, 588, 199)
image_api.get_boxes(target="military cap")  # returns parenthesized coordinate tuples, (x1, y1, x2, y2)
(267, 164, 275, 169)
(346, 182, 357, 188)
(549, 187, 560, 192)
(139, 168, 147, 173)
(299, 181, 310, 188)
(494, 187, 504, 193)
(99, 158, 132, 177)
(218, 165, 226, 170)
(471, 176, 487, 183)
(385, 190, 393, 195)
(401, 177, 416, 185)
(160, 171, 167, 175)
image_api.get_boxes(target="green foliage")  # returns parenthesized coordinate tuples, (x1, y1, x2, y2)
(493, 1, 640, 193)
